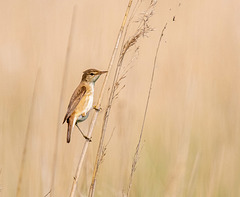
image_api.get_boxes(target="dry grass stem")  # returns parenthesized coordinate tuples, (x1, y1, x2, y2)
(69, 1, 134, 197)
(50, 5, 77, 197)
(43, 189, 51, 197)
(88, 2, 156, 197)
(124, 22, 167, 196)
(16, 69, 41, 197)
(116, 1, 156, 86)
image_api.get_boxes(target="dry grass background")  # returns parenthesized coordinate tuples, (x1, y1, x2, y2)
(1, 0, 240, 196)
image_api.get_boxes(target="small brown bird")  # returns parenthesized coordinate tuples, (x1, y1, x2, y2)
(63, 68, 107, 143)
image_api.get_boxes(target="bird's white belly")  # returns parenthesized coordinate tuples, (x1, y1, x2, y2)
(82, 83, 94, 114)
(84, 94, 93, 113)
(76, 83, 94, 122)
(77, 95, 93, 122)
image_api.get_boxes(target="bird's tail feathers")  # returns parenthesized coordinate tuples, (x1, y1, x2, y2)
(67, 117, 76, 143)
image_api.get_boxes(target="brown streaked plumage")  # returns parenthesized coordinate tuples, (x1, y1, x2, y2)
(63, 68, 107, 143)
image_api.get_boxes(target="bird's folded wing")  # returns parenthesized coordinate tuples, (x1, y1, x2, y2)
(63, 85, 86, 123)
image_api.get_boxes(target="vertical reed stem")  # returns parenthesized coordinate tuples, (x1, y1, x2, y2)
(50, 5, 77, 197)
(69, 1, 133, 197)
(125, 23, 167, 196)
(16, 69, 40, 197)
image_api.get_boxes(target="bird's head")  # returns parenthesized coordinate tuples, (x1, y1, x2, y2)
(82, 69, 107, 83)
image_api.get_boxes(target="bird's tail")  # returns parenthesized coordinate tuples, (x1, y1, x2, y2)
(67, 117, 76, 143)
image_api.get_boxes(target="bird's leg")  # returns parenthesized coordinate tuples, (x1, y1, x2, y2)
(75, 123, 92, 142)
(93, 105, 102, 112)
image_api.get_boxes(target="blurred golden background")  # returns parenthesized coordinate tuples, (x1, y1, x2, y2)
(1, 0, 240, 196)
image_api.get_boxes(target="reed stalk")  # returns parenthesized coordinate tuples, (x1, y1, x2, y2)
(69, 1, 133, 197)
(125, 22, 167, 196)
(88, 2, 156, 196)
(16, 69, 41, 197)
(50, 5, 77, 197)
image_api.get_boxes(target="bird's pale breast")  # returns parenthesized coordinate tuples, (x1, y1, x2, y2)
(74, 83, 94, 117)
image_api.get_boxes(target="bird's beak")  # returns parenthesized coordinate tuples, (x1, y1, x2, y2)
(100, 70, 108, 74)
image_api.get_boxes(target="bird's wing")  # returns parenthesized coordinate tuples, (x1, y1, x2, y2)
(63, 85, 86, 123)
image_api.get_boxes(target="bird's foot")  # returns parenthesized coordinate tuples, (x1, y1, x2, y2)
(93, 105, 102, 112)
(83, 135, 92, 142)
(75, 123, 92, 142)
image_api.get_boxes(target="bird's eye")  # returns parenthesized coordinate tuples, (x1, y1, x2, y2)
(90, 73, 94, 76)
